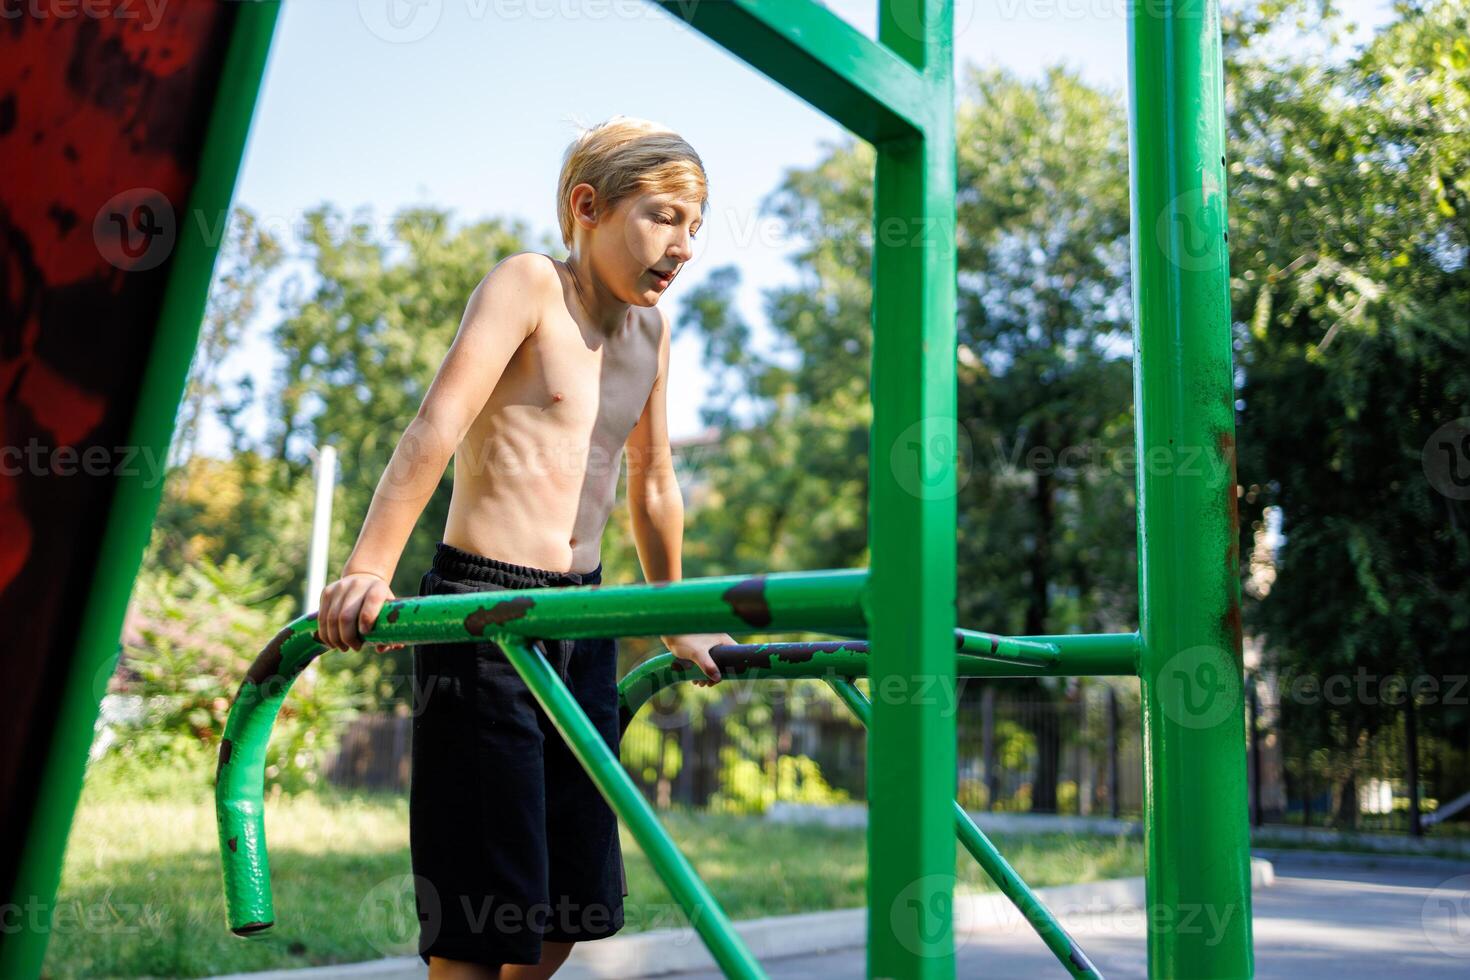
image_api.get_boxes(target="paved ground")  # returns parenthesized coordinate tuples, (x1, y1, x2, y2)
(664, 855, 1470, 978)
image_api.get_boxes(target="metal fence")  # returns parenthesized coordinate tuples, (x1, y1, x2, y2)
(1246, 673, 1470, 835)
(323, 680, 1148, 817)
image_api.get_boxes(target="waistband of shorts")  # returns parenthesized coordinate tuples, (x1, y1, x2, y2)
(431, 540, 602, 588)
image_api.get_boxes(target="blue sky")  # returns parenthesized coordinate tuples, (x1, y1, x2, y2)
(213, 0, 1394, 453)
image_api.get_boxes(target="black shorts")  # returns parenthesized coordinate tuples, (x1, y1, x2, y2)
(410, 541, 628, 968)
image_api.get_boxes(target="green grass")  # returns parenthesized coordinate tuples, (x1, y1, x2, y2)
(43, 752, 1143, 978)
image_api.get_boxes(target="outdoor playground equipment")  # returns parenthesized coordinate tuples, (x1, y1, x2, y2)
(0, 2, 1253, 979)
(213, 2, 1254, 977)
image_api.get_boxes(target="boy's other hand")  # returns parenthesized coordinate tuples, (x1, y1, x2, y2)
(662, 633, 731, 686)
(317, 572, 404, 653)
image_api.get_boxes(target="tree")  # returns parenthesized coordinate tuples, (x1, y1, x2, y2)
(268, 205, 554, 598)
(679, 68, 1140, 812)
(1227, 0, 1470, 826)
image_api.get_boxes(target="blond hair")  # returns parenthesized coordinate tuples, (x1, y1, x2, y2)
(556, 115, 708, 251)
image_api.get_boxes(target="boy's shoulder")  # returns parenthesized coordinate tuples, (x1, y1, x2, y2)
(487, 250, 666, 341)
(492, 249, 563, 291)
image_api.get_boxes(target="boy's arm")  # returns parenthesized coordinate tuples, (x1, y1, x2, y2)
(627, 307, 724, 684)
(627, 306, 682, 584)
(319, 253, 545, 651)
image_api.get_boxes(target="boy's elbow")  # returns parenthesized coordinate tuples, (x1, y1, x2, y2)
(631, 473, 684, 516)
(409, 408, 465, 464)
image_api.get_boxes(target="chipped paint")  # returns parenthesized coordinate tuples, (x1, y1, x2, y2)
(721, 575, 772, 627)
(244, 625, 294, 687)
(464, 596, 536, 636)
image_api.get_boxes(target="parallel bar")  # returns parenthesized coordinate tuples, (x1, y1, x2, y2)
(496, 636, 766, 980)
(839, 626, 1064, 666)
(955, 629, 1059, 665)
(369, 567, 868, 643)
(4, 5, 283, 978)
(617, 633, 1140, 724)
(1128, 0, 1254, 974)
(824, 679, 1104, 980)
(652, 0, 931, 144)
(214, 570, 865, 934)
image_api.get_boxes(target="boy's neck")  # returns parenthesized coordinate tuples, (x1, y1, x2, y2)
(563, 250, 633, 338)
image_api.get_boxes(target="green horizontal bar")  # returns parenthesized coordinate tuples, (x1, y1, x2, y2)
(617, 634, 1140, 722)
(366, 567, 869, 644)
(497, 635, 766, 979)
(955, 629, 1060, 665)
(824, 678, 1103, 980)
(652, 0, 933, 143)
(216, 569, 867, 933)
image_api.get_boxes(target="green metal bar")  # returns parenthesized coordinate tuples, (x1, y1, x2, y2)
(868, 2, 957, 973)
(495, 635, 766, 979)
(824, 679, 1104, 980)
(1128, 0, 1254, 974)
(652, 0, 932, 144)
(370, 567, 868, 641)
(955, 629, 1059, 665)
(617, 633, 1139, 722)
(215, 571, 865, 933)
(2, 5, 282, 978)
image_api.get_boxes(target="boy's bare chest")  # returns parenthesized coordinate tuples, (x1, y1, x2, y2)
(503, 312, 658, 442)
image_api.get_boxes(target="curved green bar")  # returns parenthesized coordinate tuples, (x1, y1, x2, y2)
(216, 569, 867, 935)
(823, 678, 1104, 980)
(215, 620, 323, 933)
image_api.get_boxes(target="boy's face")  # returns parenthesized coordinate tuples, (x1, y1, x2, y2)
(579, 186, 702, 306)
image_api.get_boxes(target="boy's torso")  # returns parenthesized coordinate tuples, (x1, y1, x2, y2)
(442, 253, 662, 576)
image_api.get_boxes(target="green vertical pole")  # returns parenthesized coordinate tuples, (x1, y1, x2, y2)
(0, 5, 281, 979)
(1127, 0, 1254, 975)
(868, 3, 956, 977)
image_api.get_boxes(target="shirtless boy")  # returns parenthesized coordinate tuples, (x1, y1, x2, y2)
(315, 117, 731, 979)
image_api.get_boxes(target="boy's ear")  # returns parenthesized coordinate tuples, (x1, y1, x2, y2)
(570, 182, 601, 227)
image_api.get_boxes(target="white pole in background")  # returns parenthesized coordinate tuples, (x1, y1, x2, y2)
(304, 444, 336, 615)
